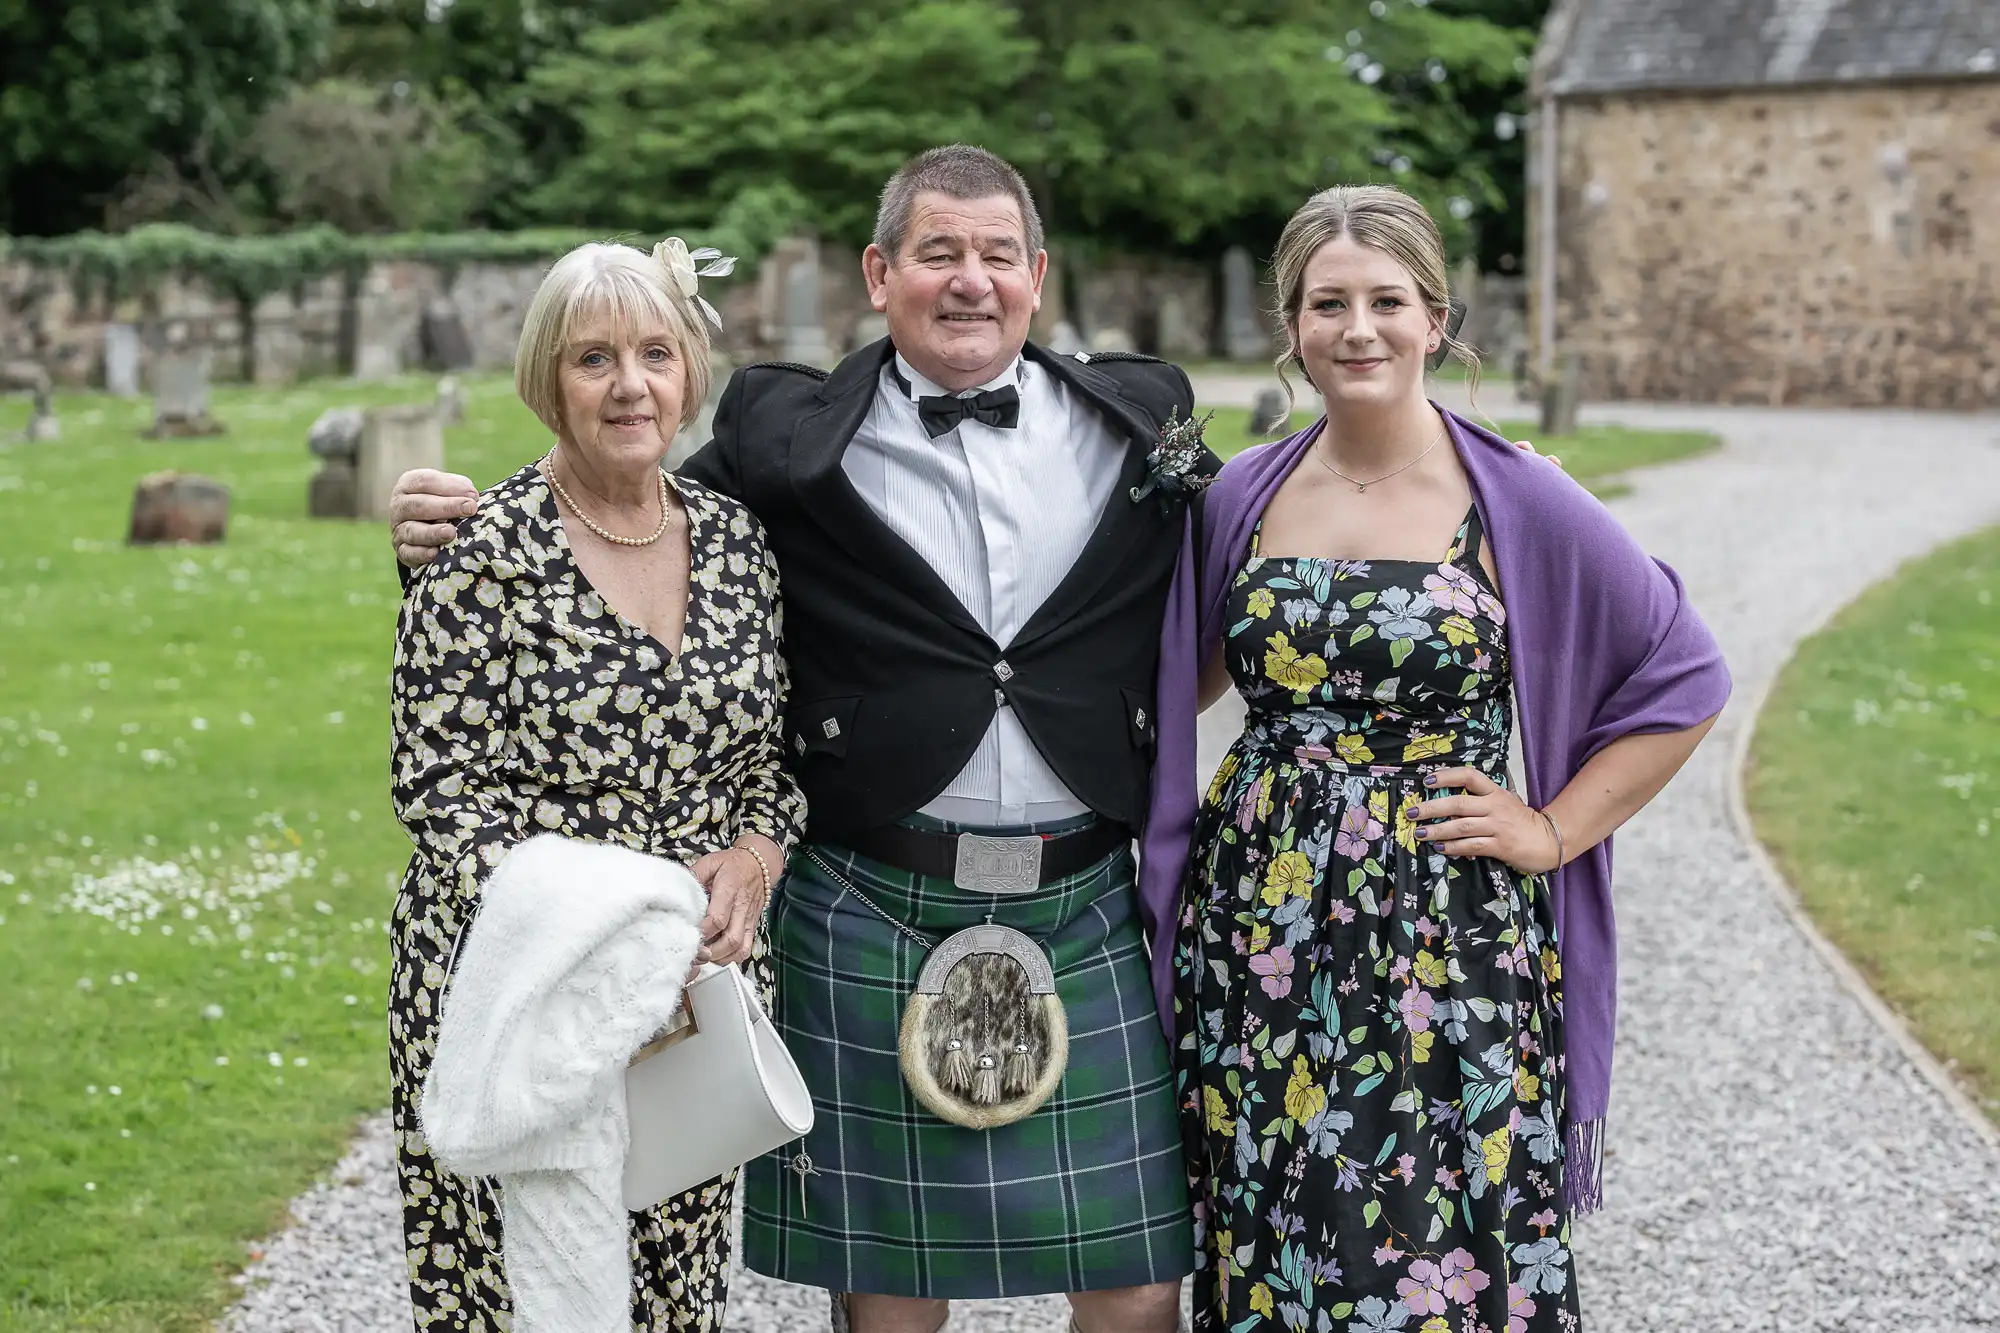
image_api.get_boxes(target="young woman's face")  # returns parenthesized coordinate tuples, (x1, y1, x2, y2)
(1292, 235, 1442, 412)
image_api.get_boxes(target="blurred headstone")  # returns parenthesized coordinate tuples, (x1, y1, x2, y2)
(1222, 247, 1268, 362)
(310, 462, 358, 519)
(103, 324, 142, 396)
(436, 375, 466, 426)
(2, 360, 58, 442)
(309, 407, 366, 461)
(849, 313, 890, 353)
(420, 300, 474, 372)
(129, 472, 228, 545)
(668, 350, 734, 472)
(1088, 326, 1136, 354)
(780, 256, 832, 367)
(1048, 320, 1085, 356)
(307, 407, 367, 519)
(147, 349, 225, 438)
(1249, 388, 1292, 436)
(1539, 353, 1581, 437)
(357, 405, 445, 522)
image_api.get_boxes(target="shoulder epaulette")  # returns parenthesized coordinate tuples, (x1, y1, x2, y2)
(1071, 350, 1169, 366)
(742, 360, 833, 381)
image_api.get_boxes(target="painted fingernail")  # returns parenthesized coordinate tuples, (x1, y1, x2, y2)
(1424, 774, 1439, 787)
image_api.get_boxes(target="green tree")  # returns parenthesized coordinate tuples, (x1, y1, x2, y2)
(0, 0, 333, 235)
(528, 0, 1526, 261)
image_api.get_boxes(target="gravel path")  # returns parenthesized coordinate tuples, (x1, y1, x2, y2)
(223, 399, 2000, 1332)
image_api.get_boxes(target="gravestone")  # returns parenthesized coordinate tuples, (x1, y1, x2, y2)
(436, 375, 466, 426)
(780, 257, 832, 367)
(129, 472, 228, 544)
(848, 314, 890, 353)
(146, 349, 225, 438)
(1539, 353, 1581, 437)
(1048, 320, 1085, 356)
(1088, 326, 1136, 354)
(103, 324, 142, 396)
(1221, 247, 1268, 362)
(356, 405, 445, 522)
(668, 350, 734, 472)
(1249, 388, 1292, 436)
(307, 407, 367, 519)
(420, 300, 474, 372)
(2, 360, 58, 442)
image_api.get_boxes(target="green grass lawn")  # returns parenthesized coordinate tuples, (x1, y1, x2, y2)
(0, 376, 547, 1332)
(1198, 404, 1719, 496)
(1746, 526, 2000, 1122)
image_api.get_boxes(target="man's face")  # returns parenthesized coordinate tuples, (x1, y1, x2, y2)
(863, 191, 1045, 393)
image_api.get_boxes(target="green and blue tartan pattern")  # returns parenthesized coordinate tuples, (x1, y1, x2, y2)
(739, 822, 1195, 1298)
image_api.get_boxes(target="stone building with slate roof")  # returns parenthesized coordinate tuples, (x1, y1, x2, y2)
(1527, 0, 2000, 407)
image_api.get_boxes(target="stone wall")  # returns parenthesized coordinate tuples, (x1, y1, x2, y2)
(1534, 78, 2000, 408)
(2, 235, 1464, 389)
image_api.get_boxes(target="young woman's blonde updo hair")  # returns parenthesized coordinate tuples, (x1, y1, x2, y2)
(1267, 185, 1480, 409)
(514, 241, 713, 436)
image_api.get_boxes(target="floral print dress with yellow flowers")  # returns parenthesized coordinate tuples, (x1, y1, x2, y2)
(1174, 506, 1579, 1333)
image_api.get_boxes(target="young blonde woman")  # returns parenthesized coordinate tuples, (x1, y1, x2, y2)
(388, 239, 802, 1331)
(1138, 187, 1732, 1332)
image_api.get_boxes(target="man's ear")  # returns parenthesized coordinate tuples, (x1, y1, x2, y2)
(862, 244, 892, 314)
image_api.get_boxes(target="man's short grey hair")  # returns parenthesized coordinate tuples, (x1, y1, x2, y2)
(872, 144, 1046, 259)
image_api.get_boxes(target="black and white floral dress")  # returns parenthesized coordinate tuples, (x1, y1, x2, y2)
(389, 464, 805, 1333)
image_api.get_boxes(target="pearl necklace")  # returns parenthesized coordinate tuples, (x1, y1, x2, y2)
(541, 451, 673, 547)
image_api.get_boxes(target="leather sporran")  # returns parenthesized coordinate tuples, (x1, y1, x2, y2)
(896, 922, 1068, 1130)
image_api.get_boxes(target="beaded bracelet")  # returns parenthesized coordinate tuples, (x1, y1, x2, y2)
(733, 838, 774, 898)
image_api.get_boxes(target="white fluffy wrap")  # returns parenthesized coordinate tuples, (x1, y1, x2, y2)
(420, 833, 707, 1332)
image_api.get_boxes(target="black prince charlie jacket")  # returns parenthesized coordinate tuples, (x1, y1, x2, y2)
(678, 337, 1214, 844)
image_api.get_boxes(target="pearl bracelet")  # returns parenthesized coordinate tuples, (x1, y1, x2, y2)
(733, 839, 774, 897)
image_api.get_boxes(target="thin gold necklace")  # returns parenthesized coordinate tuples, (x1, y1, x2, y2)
(541, 450, 673, 547)
(1313, 423, 1447, 492)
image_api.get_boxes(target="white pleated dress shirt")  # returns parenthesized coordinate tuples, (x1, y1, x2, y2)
(841, 352, 1128, 827)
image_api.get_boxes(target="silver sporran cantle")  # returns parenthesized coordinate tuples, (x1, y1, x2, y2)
(896, 922, 1069, 1130)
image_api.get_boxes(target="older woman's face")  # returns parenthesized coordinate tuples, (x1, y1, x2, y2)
(1293, 235, 1441, 414)
(555, 316, 686, 472)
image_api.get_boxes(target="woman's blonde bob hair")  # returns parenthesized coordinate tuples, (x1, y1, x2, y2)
(513, 241, 713, 437)
(1268, 184, 1481, 408)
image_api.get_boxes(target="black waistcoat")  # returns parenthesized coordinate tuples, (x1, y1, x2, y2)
(677, 338, 1211, 842)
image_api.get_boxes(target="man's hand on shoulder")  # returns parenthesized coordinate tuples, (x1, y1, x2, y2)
(391, 469, 480, 568)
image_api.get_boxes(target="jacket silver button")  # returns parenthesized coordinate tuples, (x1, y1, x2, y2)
(994, 688, 1007, 707)
(821, 718, 841, 739)
(1135, 707, 1147, 729)
(794, 734, 807, 756)
(994, 660, 1015, 682)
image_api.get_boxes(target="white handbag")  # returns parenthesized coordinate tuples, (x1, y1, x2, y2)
(620, 962, 815, 1210)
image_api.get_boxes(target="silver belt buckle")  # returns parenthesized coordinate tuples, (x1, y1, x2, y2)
(953, 834, 1044, 895)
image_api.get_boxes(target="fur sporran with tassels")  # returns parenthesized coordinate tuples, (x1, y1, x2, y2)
(895, 922, 1068, 1130)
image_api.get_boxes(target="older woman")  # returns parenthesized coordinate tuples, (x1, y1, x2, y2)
(388, 239, 803, 1332)
(1141, 186, 1731, 1332)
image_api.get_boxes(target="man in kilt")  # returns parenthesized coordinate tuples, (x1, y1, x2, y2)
(390, 144, 1208, 1333)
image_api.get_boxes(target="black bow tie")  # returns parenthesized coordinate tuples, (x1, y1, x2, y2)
(888, 362, 1022, 439)
(917, 385, 1020, 439)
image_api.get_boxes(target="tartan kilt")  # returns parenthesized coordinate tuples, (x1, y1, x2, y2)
(739, 819, 1194, 1298)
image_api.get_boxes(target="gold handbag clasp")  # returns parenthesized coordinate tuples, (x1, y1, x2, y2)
(631, 996, 700, 1064)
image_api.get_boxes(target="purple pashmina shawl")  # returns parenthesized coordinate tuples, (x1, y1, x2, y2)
(1137, 406, 1731, 1211)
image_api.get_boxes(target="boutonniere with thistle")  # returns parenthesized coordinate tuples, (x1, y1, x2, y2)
(1129, 408, 1222, 505)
